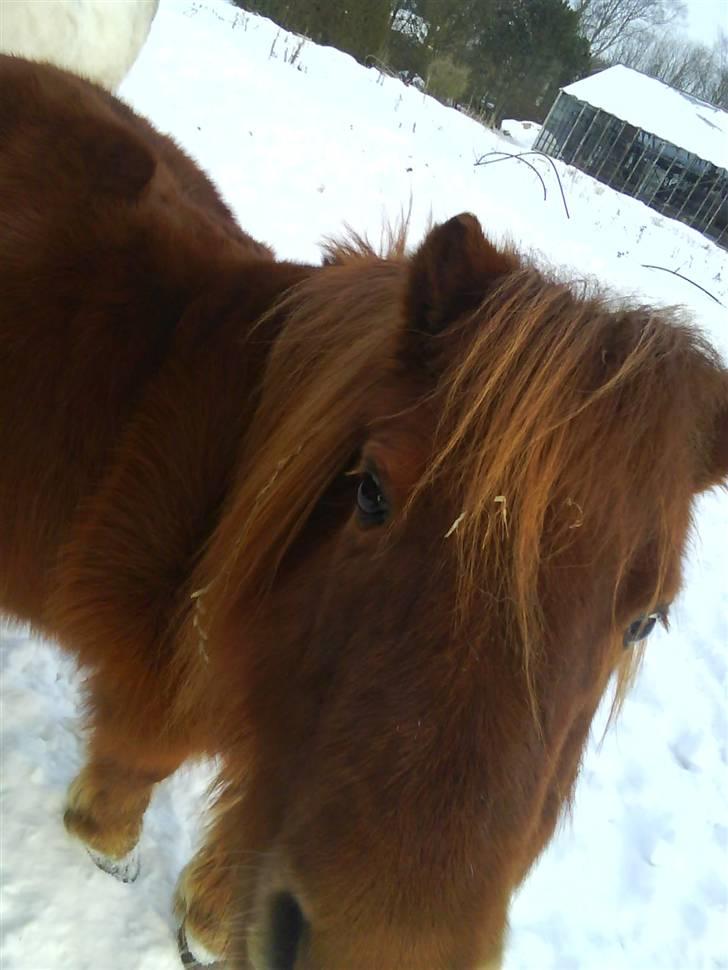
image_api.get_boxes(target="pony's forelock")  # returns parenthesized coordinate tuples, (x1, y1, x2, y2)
(414, 270, 717, 715)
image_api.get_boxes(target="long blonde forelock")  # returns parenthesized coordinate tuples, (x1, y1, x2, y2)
(410, 270, 706, 712)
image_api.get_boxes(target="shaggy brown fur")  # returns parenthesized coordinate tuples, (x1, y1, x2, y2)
(2, 55, 728, 970)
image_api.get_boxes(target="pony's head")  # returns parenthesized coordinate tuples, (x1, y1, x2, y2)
(195, 215, 728, 969)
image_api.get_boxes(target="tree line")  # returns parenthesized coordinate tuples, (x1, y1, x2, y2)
(234, 0, 728, 123)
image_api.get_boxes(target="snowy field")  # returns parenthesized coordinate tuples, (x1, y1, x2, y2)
(1, 1, 727, 968)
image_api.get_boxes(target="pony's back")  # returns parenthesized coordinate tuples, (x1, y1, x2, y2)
(0, 55, 270, 623)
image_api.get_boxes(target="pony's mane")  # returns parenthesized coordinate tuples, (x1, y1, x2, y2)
(320, 216, 411, 264)
(193, 237, 723, 717)
(194, 253, 408, 630)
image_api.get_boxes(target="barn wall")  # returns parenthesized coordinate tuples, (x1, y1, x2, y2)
(535, 92, 728, 249)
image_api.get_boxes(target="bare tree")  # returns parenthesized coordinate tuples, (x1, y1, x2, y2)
(613, 27, 728, 110)
(574, 0, 684, 58)
(704, 29, 728, 108)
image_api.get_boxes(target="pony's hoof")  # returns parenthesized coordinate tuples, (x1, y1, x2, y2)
(177, 923, 225, 968)
(86, 844, 140, 883)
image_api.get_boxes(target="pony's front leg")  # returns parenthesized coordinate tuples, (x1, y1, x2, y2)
(63, 691, 191, 881)
(64, 755, 184, 882)
(175, 786, 241, 967)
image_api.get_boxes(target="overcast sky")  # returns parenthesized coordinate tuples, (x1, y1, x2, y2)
(684, 0, 725, 46)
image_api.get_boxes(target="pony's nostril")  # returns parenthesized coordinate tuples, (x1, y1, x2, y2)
(267, 891, 306, 970)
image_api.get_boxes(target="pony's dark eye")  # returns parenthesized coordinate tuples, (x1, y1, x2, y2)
(623, 610, 664, 647)
(356, 470, 389, 525)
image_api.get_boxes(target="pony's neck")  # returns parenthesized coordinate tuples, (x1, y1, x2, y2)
(224, 259, 319, 341)
(176, 254, 315, 342)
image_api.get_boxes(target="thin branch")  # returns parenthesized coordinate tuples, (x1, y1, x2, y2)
(475, 150, 571, 219)
(475, 150, 548, 201)
(640, 264, 724, 306)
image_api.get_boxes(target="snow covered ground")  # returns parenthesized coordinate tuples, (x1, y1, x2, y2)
(499, 119, 542, 151)
(1, 1, 727, 968)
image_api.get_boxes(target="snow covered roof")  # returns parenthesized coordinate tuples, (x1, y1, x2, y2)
(563, 65, 728, 173)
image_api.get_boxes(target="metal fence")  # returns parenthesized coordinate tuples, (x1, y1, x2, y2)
(534, 91, 728, 250)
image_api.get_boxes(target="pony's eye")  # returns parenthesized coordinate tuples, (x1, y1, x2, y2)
(623, 610, 664, 647)
(356, 471, 389, 525)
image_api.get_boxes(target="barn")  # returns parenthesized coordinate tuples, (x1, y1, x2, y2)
(534, 65, 728, 249)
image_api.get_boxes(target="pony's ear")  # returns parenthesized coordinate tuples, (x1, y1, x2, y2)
(406, 213, 516, 334)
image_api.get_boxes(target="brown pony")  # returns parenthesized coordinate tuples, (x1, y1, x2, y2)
(1, 55, 727, 970)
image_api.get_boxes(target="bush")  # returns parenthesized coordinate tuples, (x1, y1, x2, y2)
(234, 0, 390, 66)
(426, 55, 469, 104)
